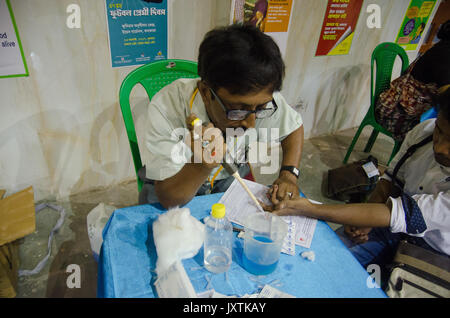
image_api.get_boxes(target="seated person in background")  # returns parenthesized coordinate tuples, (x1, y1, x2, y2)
(262, 86, 450, 282)
(139, 24, 304, 208)
(375, 19, 450, 141)
(410, 20, 450, 89)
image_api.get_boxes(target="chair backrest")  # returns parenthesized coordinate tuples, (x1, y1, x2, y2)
(371, 42, 410, 107)
(119, 59, 199, 191)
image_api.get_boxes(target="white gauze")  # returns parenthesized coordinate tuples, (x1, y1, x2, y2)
(153, 207, 205, 276)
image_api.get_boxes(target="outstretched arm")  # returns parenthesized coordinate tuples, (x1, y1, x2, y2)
(344, 177, 399, 243)
(262, 185, 392, 228)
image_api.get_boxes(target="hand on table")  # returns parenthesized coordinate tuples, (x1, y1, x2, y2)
(269, 173, 300, 203)
(260, 184, 312, 217)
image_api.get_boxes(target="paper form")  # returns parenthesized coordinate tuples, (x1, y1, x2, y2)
(290, 214, 317, 248)
(197, 286, 292, 298)
(219, 179, 317, 249)
(258, 284, 295, 298)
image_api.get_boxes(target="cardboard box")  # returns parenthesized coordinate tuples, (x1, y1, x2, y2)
(0, 187, 36, 298)
(0, 241, 20, 298)
(0, 187, 36, 246)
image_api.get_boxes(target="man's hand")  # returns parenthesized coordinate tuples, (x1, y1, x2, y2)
(269, 170, 299, 203)
(186, 114, 226, 170)
(344, 225, 372, 244)
(261, 184, 311, 216)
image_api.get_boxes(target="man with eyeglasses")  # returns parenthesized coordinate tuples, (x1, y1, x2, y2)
(139, 24, 304, 208)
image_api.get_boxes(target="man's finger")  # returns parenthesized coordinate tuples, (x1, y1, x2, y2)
(266, 187, 273, 199)
(271, 185, 280, 205)
(354, 235, 369, 244)
(258, 200, 273, 212)
(344, 226, 357, 238)
(360, 235, 369, 243)
(276, 187, 286, 200)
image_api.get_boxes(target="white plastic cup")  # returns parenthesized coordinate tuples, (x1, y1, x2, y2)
(243, 212, 288, 275)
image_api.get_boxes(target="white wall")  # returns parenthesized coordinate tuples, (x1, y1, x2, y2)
(0, 0, 439, 200)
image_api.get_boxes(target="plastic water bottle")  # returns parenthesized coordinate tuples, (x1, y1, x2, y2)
(203, 203, 233, 273)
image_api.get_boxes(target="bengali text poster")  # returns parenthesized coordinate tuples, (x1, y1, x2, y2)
(315, 0, 363, 56)
(105, 0, 168, 68)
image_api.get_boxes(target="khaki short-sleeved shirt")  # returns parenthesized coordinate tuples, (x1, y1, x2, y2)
(141, 78, 303, 182)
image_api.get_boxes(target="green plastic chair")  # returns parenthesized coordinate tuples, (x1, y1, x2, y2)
(119, 59, 199, 192)
(343, 42, 410, 165)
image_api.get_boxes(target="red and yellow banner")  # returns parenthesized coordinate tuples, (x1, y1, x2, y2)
(315, 0, 364, 56)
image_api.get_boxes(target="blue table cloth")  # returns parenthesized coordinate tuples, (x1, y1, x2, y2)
(98, 193, 386, 298)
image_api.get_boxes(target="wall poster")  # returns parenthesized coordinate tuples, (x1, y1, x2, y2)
(230, 0, 293, 57)
(395, 0, 437, 51)
(105, 0, 168, 68)
(315, 0, 364, 57)
(0, 0, 28, 78)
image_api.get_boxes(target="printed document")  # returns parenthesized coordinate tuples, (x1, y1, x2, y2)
(219, 179, 317, 249)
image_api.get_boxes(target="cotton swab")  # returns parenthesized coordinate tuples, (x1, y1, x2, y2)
(222, 162, 265, 213)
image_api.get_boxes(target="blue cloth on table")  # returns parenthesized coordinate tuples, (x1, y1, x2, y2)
(97, 193, 386, 298)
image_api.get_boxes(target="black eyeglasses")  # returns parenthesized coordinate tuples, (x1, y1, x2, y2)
(209, 88, 278, 121)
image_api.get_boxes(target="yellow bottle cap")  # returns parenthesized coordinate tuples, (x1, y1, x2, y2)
(211, 203, 226, 219)
(191, 118, 201, 127)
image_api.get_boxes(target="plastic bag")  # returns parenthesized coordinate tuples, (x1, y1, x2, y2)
(87, 203, 116, 261)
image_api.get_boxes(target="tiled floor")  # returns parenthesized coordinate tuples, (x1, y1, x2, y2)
(15, 126, 394, 298)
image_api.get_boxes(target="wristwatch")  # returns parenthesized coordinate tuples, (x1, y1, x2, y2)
(280, 166, 300, 179)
